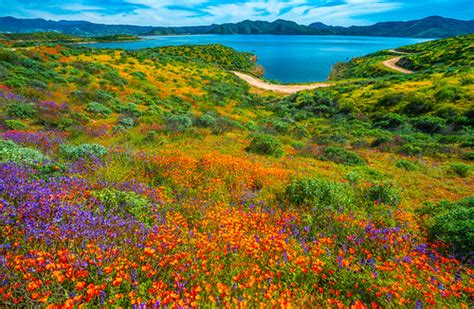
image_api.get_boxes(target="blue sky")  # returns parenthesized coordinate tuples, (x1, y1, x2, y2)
(2, 0, 473, 26)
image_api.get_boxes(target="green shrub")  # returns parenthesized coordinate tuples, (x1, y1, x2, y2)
(376, 94, 404, 108)
(6, 102, 37, 119)
(430, 206, 473, 258)
(402, 97, 432, 116)
(364, 183, 400, 206)
(416, 197, 473, 258)
(117, 103, 142, 117)
(131, 71, 147, 80)
(246, 134, 283, 157)
(165, 114, 193, 133)
(285, 178, 353, 208)
(4, 119, 28, 130)
(463, 152, 474, 161)
(398, 144, 423, 156)
(435, 86, 463, 101)
(119, 117, 135, 128)
(0, 140, 49, 165)
(371, 136, 392, 147)
(86, 102, 112, 117)
(449, 163, 472, 178)
(245, 121, 259, 131)
(344, 171, 362, 185)
(395, 159, 418, 171)
(211, 117, 241, 135)
(91, 188, 153, 227)
(319, 146, 365, 165)
(102, 68, 128, 87)
(196, 114, 216, 128)
(60, 143, 108, 160)
(374, 113, 406, 130)
(416, 197, 473, 219)
(92, 89, 115, 103)
(412, 116, 446, 134)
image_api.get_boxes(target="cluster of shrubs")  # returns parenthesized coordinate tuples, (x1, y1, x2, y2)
(283, 177, 400, 210)
(164, 112, 242, 135)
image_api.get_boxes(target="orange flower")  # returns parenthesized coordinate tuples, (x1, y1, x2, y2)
(76, 281, 86, 290)
(145, 247, 157, 256)
(113, 277, 123, 287)
(27, 280, 41, 291)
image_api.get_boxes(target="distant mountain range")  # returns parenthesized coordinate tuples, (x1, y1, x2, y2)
(1, 16, 473, 38)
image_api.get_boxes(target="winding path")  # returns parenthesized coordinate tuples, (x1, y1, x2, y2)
(232, 71, 332, 94)
(382, 49, 415, 74)
(382, 56, 413, 74)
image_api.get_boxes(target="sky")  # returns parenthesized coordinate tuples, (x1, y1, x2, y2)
(1, 0, 473, 27)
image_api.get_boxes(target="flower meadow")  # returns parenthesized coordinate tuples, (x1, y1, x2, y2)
(0, 37, 473, 307)
(1, 143, 472, 307)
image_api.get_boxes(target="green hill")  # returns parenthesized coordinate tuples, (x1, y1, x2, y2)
(329, 34, 474, 80)
(2, 15, 473, 38)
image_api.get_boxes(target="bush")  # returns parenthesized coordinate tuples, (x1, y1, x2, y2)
(398, 144, 423, 156)
(165, 114, 193, 133)
(195, 114, 216, 128)
(430, 206, 473, 259)
(435, 86, 463, 101)
(91, 188, 153, 227)
(402, 97, 432, 116)
(119, 117, 135, 128)
(4, 119, 27, 130)
(417, 197, 473, 259)
(463, 152, 474, 161)
(117, 103, 142, 117)
(60, 143, 108, 160)
(374, 113, 406, 130)
(449, 163, 472, 178)
(319, 146, 365, 165)
(211, 117, 241, 135)
(0, 140, 49, 165)
(395, 159, 418, 171)
(86, 102, 112, 118)
(364, 183, 400, 206)
(246, 134, 283, 157)
(412, 116, 446, 134)
(376, 94, 404, 108)
(6, 102, 37, 119)
(285, 178, 353, 208)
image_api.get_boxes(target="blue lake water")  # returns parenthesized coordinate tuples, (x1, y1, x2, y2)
(83, 35, 429, 83)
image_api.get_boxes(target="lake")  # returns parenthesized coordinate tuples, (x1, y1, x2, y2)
(83, 35, 429, 83)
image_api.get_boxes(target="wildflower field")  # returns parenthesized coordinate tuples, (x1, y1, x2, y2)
(0, 33, 473, 307)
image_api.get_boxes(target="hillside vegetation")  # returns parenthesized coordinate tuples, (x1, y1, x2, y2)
(0, 32, 140, 47)
(0, 34, 472, 307)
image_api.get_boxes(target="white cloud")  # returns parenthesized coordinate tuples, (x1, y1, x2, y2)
(16, 0, 403, 27)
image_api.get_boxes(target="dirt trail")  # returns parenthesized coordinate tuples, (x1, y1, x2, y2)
(382, 57, 413, 74)
(232, 71, 332, 94)
(388, 49, 411, 55)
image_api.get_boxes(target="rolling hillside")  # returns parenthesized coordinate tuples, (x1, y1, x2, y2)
(0, 34, 472, 307)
